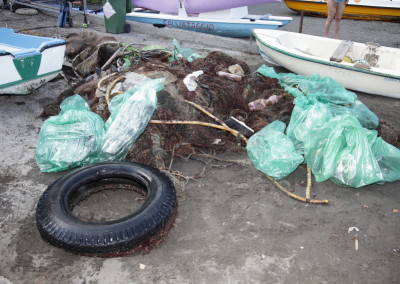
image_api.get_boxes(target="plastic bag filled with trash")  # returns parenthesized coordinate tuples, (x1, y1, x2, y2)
(99, 78, 165, 161)
(304, 114, 400, 187)
(35, 95, 105, 172)
(255, 66, 400, 187)
(246, 120, 304, 180)
(257, 65, 379, 130)
(35, 78, 165, 172)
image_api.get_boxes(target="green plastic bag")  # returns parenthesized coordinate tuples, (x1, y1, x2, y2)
(371, 137, 400, 182)
(35, 95, 105, 172)
(35, 79, 166, 172)
(172, 39, 201, 62)
(256, 65, 357, 106)
(247, 120, 304, 180)
(303, 115, 383, 187)
(286, 102, 333, 155)
(326, 100, 379, 130)
(257, 65, 378, 130)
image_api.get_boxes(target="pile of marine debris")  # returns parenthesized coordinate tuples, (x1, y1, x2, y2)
(42, 32, 295, 169)
(39, 32, 400, 201)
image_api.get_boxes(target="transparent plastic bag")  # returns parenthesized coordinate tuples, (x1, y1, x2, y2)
(247, 120, 304, 180)
(99, 78, 165, 161)
(35, 95, 105, 172)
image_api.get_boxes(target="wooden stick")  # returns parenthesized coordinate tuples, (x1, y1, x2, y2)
(101, 46, 124, 71)
(266, 175, 328, 204)
(306, 165, 312, 202)
(183, 100, 248, 143)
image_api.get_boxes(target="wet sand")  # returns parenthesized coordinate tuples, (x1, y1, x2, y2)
(1, 3, 400, 283)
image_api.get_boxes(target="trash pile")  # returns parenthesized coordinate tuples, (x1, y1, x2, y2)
(38, 32, 294, 171)
(32, 32, 400, 257)
(247, 66, 400, 189)
(36, 32, 400, 191)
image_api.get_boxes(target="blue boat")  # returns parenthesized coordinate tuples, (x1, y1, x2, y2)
(0, 28, 66, 95)
(126, 5, 292, 38)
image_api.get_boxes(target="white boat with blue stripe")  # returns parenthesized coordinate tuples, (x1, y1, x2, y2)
(0, 28, 66, 95)
(127, 3, 292, 38)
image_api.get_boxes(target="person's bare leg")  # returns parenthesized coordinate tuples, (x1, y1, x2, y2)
(333, 2, 346, 39)
(324, 0, 337, 37)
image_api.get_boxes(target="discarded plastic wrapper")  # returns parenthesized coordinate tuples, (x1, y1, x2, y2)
(172, 39, 201, 62)
(35, 78, 166, 172)
(247, 120, 304, 180)
(183, 70, 204, 91)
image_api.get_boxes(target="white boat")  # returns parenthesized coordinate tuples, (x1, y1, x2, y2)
(253, 29, 400, 98)
(0, 28, 66, 95)
(127, 4, 292, 38)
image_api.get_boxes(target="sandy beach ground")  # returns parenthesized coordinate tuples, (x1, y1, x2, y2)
(0, 2, 399, 283)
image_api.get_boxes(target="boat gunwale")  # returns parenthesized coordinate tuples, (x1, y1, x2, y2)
(127, 11, 286, 25)
(0, 51, 13, 57)
(252, 30, 400, 80)
(39, 41, 67, 53)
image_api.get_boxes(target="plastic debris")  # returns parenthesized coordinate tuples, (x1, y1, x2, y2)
(228, 64, 245, 76)
(183, 71, 204, 91)
(35, 79, 165, 172)
(247, 120, 304, 180)
(172, 39, 201, 62)
(257, 66, 400, 188)
(216, 71, 242, 81)
(35, 95, 105, 172)
(248, 95, 281, 111)
(348, 227, 360, 233)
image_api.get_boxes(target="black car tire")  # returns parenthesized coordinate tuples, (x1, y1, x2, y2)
(36, 162, 177, 256)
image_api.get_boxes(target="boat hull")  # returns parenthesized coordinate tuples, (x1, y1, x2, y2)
(283, 0, 400, 21)
(0, 28, 66, 95)
(127, 12, 287, 37)
(253, 29, 400, 98)
(132, 0, 280, 14)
